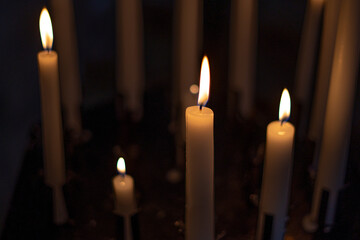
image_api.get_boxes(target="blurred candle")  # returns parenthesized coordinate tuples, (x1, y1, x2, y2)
(308, 0, 341, 142)
(303, 0, 360, 232)
(116, 0, 145, 120)
(307, 0, 341, 177)
(228, 0, 257, 118)
(113, 157, 137, 216)
(294, 0, 324, 139)
(50, 0, 82, 135)
(256, 89, 295, 240)
(38, 8, 67, 224)
(185, 56, 214, 240)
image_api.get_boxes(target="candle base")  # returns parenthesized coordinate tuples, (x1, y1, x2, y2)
(302, 214, 318, 233)
(52, 186, 68, 225)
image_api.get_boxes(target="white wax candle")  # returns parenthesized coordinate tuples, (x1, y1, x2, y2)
(116, 0, 144, 119)
(257, 89, 295, 240)
(228, 0, 257, 118)
(185, 56, 214, 240)
(38, 8, 68, 225)
(294, 0, 324, 139)
(308, 0, 341, 142)
(173, 0, 201, 145)
(38, 8, 66, 188)
(50, 0, 82, 134)
(113, 157, 137, 216)
(295, 0, 324, 104)
(304, 0, 360, 232)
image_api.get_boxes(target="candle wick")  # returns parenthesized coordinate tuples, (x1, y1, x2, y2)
(119, 172, 126, 181)
(280, 118, 288, 126)
(199, 104, 203, 110)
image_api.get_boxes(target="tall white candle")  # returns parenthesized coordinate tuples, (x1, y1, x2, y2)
(308, 0, 341, 142)
(116, 0, 144, 120)
(175, 0, 201, 113)
(228, 0, 257, 119)
(256, 89, 295, 240)
(173, 0, 202, 144)
(38, 8, 68, 224)
(185, 56, 214, 240)
(50, 0, 82, 135)
(294, 0, 324, 139)
(307, 0, 341, 177)
(303, 0, 360, 232)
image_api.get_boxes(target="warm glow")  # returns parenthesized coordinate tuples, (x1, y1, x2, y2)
(198, 56, 210, 106)
(39, 8, 53, 50)
(279, 88, 291, 122)
(189, 84, 199, 95)
(117, 157, 126, 175)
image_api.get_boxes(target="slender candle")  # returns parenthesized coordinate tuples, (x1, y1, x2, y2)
(38, 8, 67, 224)
(308, 0, 341, 143)
(228, 0, 257, 118)
(303, 0, 360, 232)
(256, 89, 295, 240)
(113, 157, 136, 240)
(113, 157, 137, 216)
(50, 0, 82, 136)
(294, 0, 325, 139)
(185, 56, 214, 240)
(116, 0, 144, 120)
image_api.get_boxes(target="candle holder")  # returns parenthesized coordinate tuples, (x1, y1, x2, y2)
(52, 186, 69, 225)
(114, 211, 140, 240)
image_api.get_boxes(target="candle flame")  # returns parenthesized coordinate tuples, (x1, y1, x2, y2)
(117, 157, 126, 175)
(198, 55, 210, 107)
(279, 88, 291, 122)
(39, 8, 53, 50)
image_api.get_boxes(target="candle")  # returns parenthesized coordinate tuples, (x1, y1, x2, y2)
(307, 0, 341, 176)
(113, 157, 137, 240)
(113, 157, 137, 216)
(228, 0, 257, 119)
(294, 0, 324, 139)
(50, 0, 83, 136)
(185, 56, 214, 240)
(256, 89, 295, 240)
(172, 0, 202, 169)
(308, 0, 341, 143)
(116, 0, 144, 120)
(38, 8, 68, 224)
(303, 0, 360, 232)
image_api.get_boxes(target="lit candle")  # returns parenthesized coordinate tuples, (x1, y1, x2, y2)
(303, 0, 360, 232)
(185, 56, 214, 240)
(50, 0, 83, 136)
(113, 157, 137, 240)
(116, 0, 144, 120)
(38, 8, 68, 224)
(256, 89, 295, 240)
(228, 0, 257, 119)
(113, 157, 137, 216)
